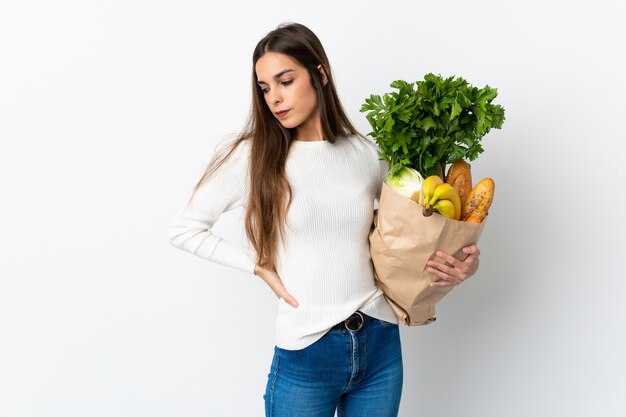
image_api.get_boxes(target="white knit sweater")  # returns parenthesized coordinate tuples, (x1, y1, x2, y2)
(167, 133, 399, 350)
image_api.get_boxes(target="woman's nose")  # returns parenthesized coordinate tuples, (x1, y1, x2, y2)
(270, 90, 282, 104)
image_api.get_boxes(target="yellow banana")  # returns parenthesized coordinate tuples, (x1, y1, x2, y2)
(432, 199, 456, 219)
(420, 175, 443, 208)
(429, 183, 461, 220)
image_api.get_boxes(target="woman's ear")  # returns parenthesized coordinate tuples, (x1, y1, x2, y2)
(317, 64, 328, 86)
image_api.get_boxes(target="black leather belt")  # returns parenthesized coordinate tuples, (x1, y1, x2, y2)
(330, 311, 374, 332)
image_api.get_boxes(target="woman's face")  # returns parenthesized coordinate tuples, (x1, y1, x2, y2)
(255, 51, 327, 131)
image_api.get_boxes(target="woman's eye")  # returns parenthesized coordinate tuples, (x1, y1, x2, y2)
(261, 80, 293, 94)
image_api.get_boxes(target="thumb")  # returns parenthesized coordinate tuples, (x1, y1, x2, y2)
(281, 293, 299, 308)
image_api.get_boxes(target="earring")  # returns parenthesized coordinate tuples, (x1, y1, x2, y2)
(318, 64, 328, 86)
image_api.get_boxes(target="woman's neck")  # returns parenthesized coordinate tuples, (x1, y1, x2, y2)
(293, 113, 324, 141)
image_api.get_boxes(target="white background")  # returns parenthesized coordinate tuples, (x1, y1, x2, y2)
(1, 1, 625, 416)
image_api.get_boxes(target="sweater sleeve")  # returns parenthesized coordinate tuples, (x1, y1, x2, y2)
(376, 156, 388, 203)
(167, 140, 258, 276)
(372, 141, 388, 203)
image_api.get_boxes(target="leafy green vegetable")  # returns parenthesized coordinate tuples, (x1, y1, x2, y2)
(384, 165, 423, 200)
(360, 73, 506, 178)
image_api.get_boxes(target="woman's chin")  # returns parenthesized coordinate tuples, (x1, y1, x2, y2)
(279, 120, 298, 129)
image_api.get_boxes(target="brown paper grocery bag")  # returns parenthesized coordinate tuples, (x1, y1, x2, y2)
(369, 182, 487, 326)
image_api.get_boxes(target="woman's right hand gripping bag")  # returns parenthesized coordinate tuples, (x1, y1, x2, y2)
(369, 181, 487, 326)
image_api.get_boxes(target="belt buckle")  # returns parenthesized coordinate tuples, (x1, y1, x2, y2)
(344, 311, 364, 332)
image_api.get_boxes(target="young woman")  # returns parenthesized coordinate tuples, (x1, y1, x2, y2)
(168, 22, 481, 417)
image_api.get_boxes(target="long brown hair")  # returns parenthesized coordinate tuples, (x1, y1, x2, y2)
(187, 22, 367, 271)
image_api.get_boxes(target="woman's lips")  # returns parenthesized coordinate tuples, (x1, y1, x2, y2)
(276, 109, 290, 118)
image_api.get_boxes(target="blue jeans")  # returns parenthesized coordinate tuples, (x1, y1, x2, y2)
(263, 315, 403, 417)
